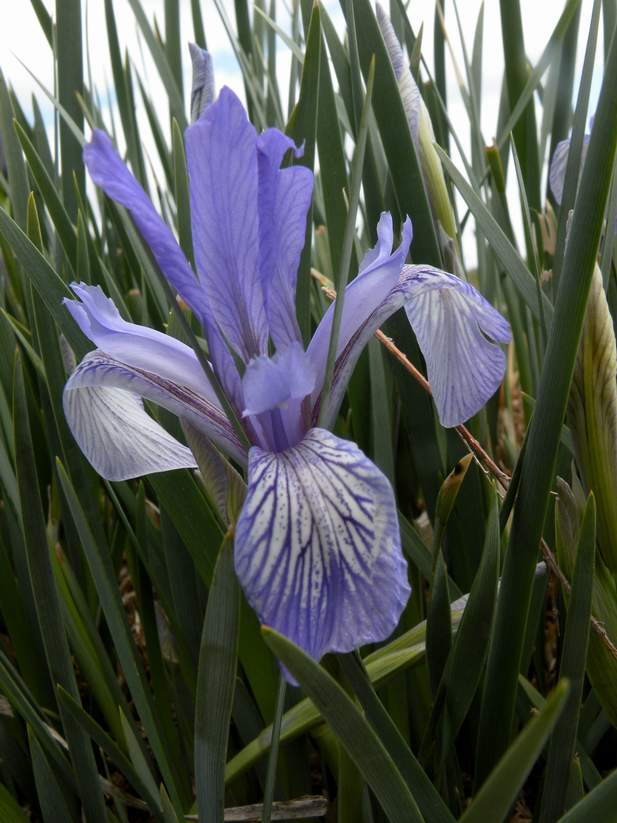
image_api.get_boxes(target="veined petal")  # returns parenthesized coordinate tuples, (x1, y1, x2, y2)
(84, 131, 208, 323)
(64, 351, 247, 479)
(234, 428, 410, 669)
(242, 342, 315, 452)
(307, 214, 412, 398)
(257, 129, 313, 348)
(185, 87, 268, 362)
(403, 266, 511, 427)
(549, 134, 590, 206)
(189, 43, 215, 122)
(65, 282, 218, 402)
(315, 265, 510, 430)
(548, 138, 571, 205)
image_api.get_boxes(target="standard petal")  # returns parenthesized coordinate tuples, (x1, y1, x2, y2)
(189, 43, 215, 122)
(307, 214, 412, 397)
(315, 265, 511, 430)
(64, 351, 247, 478)
(257, 129, 313, 348)
(84, 131, 207, 323)
(404, 265, 511, 427)
(234, 428, 410, 668)
(185, 87, 268, 362)
(65, 283, 219, 402)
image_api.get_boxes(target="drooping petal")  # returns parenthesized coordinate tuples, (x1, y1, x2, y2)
(189, 43, 215, 122)
(64, 351, 247, 479)
(185, 87, 268, 362)
(234, 428, 410, 669)
(257, 129, 313, 348)
(65, 283, 219, 402)
(315, 265, 511, 430)
(403, 266, 511, 427)
(84, 131, 208, 323)
(307, 213, 412, 397)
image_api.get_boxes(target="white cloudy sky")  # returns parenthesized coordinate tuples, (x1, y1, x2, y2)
(0, 0, 605, 260)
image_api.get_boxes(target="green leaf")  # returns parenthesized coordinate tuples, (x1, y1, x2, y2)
(0, 784, 30, 823)
(13, 354, 107, 823)
(29, 729, 76, 823)
(56, 458, 184, 814)
(56, 0, 84, 217)
(195, 536, 240, 823)
(540, 494, 596, 821)
(262, 628, 424, 823)
(560, 768, 617, 822)
(461, 680, 570, 823)
(286, 1, 321, 343)
(344, 0, 441, 266)
(476, 26, 617, 777)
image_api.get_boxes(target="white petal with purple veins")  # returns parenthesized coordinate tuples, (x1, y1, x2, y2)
(234, 428, 410, 670)
(64, 350, 247, 479)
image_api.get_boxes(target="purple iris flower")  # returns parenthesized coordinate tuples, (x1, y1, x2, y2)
(549, 118, 592, 205)
(63, 85, 510, 668)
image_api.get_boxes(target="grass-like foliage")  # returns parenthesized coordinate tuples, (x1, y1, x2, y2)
(0, 0, 617, 820)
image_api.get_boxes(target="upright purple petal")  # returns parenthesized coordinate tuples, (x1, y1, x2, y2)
(65, 283, 219, 403)
(257, 129, 313, 347)
(234, 428, 410, 671)
(84, 131, 208, 323)
(307, 214, 412, 398)
(64, 350, 247, 478)
(185, 87, 268, 362)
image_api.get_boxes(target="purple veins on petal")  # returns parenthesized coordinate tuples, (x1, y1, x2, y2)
(242, 342, 316, 453)
(403, 265, 512, 428)
(257, 129, 313, 348)
(185, 87, 268, 363)
(234, 428, 410, 672)
(64, 282, 218, 402)
(63, 350, 247, 479)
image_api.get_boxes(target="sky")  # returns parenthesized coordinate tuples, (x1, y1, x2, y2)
(0, 0, 605, 262)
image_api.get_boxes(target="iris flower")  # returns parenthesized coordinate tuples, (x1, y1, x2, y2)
(63, 84, 510, 667)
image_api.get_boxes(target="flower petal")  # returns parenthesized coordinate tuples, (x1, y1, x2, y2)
(189, 43, 215, 122)
(257, 129, 313, 348)
(403, 265, 511, 427)
(185, 87, 268, 362)
(84, 131, 207, 323)
(64, 350, 247, 479)
(548, 138, 570, 205)
(234, 428, 410, 669)
(242, 342, 316, 452)
(65, 282, 219, 402)
(307, 213, 412, 397)
(315, 265, 510, 430)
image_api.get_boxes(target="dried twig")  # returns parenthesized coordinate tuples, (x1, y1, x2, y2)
(185, 796, 328, 821)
